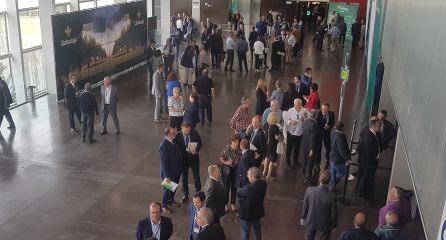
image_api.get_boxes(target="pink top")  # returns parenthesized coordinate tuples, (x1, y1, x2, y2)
(305, 91, 320, 110)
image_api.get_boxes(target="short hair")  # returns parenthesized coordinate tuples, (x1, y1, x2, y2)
(370, 119, 380, 127)
(208, 164, 220, 176)
(84, 83, 92, 90)
(354, 212, 367, 228)
(150, 40, 156, 44)
(240, 139, 250, 149)
(379, 110, 388, 116)
(267, 112, 280, 125)
(202, 68, 209, 76)
(309, 109, 318, 119)
(305, 67, 312, 73)
(181, 122, 192, 128)
(157, 64, 164, 70)
(247, 167, 261, 180)
(310, 83, 318, 92)
(149, 201, 162, 210)
(190, 92, 198, 102)
(294, 98, 302, 105)
(241, 96, 250, 104)
(164, 127, 174, 136)
(104, 76, 112, 82)
(193, 191, 206, 202)
(229, 133, 241, 143)
(275, 80, 282, 88)
(319, 170, 331, 185)
(295, 75, 301, 80)
(198, 207, 214, 224)
(172, 87, 181, 93)
(385, 211, 399, 226)
(334, 121, 344, 131)
(68, 72, 76, 78)
(321, 102, 330, 108)
(166, 72, 178, 81)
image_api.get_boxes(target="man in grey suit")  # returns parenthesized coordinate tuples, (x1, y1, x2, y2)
(301, 170, 337, 240)
(301, 109, 323, 185)
(205, 165, 226, 224)
(100, 77, 120, 135)
(152, 64, 165, 123)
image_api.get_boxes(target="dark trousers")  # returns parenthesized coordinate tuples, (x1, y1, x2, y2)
(198, 95, 212, 124)
(286, 133, 302, 166)
(340, 33, 346, 47)
(68, 106, 81, 129)
(352, 36, 360, 49)
(163, 57, 173, 72)
(147, 65, 154, 88)
(211, 49, 220, 68)
(162, 175, 180, 208)
(356, 164, 377, 198)
(181, 156, 201, 197)
(316, 37, 324, 51)
(222, 166, 237, 205)
(169, 116, 183, 131)
(254, 54, 262, 70)
(322, 131, 331, 167)
(271, 55, 281, 71)
(302, 148, 315, 183)
(102, 104, 120, 131)
(250, 46, 254, 61)
(225, 49, 234, 70)
(263, 52, 268, 67)
(0, 108, 15, 128)
(305, 228, 331, 240)
(240, 219, 261, 240)
(238, 51, 248, 72)
(81, 113, 95, 141)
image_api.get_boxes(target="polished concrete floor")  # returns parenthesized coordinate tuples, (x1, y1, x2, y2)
(0, 36, 398, 239)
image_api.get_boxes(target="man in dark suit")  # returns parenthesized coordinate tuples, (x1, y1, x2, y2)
(146, 40, 156, 89)
(246, 116, 267, 168)
(316, 103, 335, 169)
(351, 19, 361, 49)
(188, 191, 206, 240)
(160, 127, 183, 213)
(377, 110, 396, 151)
(356, 119, 381, 201)
(301, 110, 323, 185)
(204, 165, 225, 223)
(174, 122, 202, 203)
(237, 167, 267, 240)
(338, 212, 377, 240)
(136, 202, 173, 240)
(328, 121, 351, 192)
(292, 76, 309, 105)
(236, 139, 257, 188)
(0, 77, 15, 129)
(195, 207, 226, 240)
(78, 83, 99, 143)
(100, 77, 120, 135)
(301, 171, 337, 240)
(63, 72, 81, 132)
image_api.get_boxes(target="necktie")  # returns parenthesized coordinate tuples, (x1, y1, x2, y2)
(185, 134, 190, 146)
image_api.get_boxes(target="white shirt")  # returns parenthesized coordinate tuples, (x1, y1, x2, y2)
(283, 107, 310, 136)
(151, 219, 161, 240)
(104, 86, 111, 104)
(370, 129, 381, 159)
(176, 19, 183, 29)
(287, 35, 296, 47)
(226, 36, 235, 50)
(253, 40, 264, 55)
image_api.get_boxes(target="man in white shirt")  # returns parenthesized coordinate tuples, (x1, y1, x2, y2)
(286, 31, 296, 64)
(100, 77, 120, 135)
(224, 32, 236, 72)
(176, 17, 183, 33)
(283, 98, 310, 169)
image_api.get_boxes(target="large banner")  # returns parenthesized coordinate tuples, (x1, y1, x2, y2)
(328, 3, 358, 41)
(52, 1, 147, 100)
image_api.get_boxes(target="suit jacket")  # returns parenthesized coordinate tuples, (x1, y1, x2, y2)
(329, 131, 350, 164)
(380, 119, 395, 150)
(316, 111, 335, 134)
(101, 85, 119, 112)
(184, 102, 200, 127)
(0, 79, 13, 108)
(188, 204, 201, 240)
(301, 185, 337, 231)
(237, 180, 267, 221)
(204, 178, 225, 220)
(63, 83, 81, 110)
(174, 130, 202, 161)
(135, 216, 173, 240)
(301, 118, 323, 151)
(358, 129, 380, 166)
(246, 128, 267, 164)
(152, 71, 164, 97)
(159, 138, 182, 179)
(195, 224, 226, 240)
(235, 150, 256, 188)
(291, 82, 309, 104)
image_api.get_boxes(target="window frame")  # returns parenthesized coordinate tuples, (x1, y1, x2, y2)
(0, 13, 10, 55)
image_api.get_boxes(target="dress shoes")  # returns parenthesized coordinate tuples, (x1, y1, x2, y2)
(115, 130, 120, 135)
(181, 196, 188, 204)
(89, 139, 97, 144)
(100, 130, 107, 135)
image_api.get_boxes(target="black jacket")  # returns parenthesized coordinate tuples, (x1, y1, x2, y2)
(174, 129, 202, 161)
(301, 118, 323, 151)
(204, 178, 225, 220)
(339, 228, 378, 240)
(246, 128, 267, 166)
(195, 224, 226, 240)
(0, 78, 13, 108)
(316, 110, 335, 133)
(64, 83, 81, 110)
(237, 180, 267, 221)
(329, 131, 350, 164)
(358, 129, 380, 166)
(291, 82, 309, 105)
(235, 150, 256, 188)
(78, 91, 99, 115)
(379, 119, 396, 150)
(184, 102, 200, 128)
(135, 216, 173, 240)
(301, 185, 337, 231)
(248, 31, 259, 47)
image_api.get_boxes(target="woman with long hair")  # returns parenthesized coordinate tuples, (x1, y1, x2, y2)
(255, 78, 268, 118)
(264, 112, 283, 180)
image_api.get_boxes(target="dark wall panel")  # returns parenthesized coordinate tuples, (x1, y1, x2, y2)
(170, 0, 192, 17)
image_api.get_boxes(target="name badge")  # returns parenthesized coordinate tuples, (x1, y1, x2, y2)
(193, 227, 200, 233)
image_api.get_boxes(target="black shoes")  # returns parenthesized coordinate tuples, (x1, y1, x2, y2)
(100, 130, 107, 135)
(181, 195, 188, 203)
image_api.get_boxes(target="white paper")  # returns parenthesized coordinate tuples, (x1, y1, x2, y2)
(250, 143, 258, 151)
(187, 142, 198, 153)
(161, 179, 178, 192)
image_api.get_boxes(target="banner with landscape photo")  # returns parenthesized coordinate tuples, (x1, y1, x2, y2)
(52, 0, 147, 100)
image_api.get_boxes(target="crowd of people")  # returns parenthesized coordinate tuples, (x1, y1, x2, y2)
(53, 8, 408, 240)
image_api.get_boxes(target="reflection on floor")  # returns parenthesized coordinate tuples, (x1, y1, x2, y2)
(0, 36, 400, 239)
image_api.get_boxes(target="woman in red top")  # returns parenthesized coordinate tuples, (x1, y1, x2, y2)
(304, 83, 320, 110)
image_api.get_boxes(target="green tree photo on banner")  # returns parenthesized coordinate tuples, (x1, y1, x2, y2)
(229, 0, 239, 13)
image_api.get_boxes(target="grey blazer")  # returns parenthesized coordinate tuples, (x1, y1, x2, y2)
(101, 85, 119, 112)
(152, 71, 164, 97)
(301, 185, 337, 231)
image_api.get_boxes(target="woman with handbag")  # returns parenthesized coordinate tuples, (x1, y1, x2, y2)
(264, 112, 283, 180)
(219, 134, 242, 213)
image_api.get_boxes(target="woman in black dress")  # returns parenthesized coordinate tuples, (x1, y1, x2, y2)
(264, 111, 283, 180)
(255, 78, 269, 117)
(219, 134, 242, 212)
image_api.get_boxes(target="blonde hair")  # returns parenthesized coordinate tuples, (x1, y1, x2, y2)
(267, 112, 280, 125)
(256, 78, 266, 89)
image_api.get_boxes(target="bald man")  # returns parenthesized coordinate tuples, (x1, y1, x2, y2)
(338, 212, 377, 240)
(375, 211, 407, 240)
(246, 116, 267, 167)
(100, 77, 120, 135)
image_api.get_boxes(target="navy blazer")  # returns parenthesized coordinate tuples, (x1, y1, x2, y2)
(246, 128, 267, 164)
(188, 203, 201, 240)
(329, 131, 351, 164)
(174, 129, 202, 161)
(63, 83, 81, 110)
(237, 180, 267, 221)
(358, 129, 380, 166)
(136, 216, 173, 240)
(159, 138, 182, 179)
(184, 102, 200, 128)
(236, 150, 256, 188)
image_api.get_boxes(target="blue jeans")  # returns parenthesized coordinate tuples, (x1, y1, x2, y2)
(329, 162, 346, 191)
(240, 219, 261, 240)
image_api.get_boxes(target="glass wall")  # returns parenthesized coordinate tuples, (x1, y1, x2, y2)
(23, 48, 46, 94)
(0, 13, 8, 55)
(55, 4, 71, 14)
(19, 10, 42, 49)
(0, 0, 6, 11)
(79, 1, 95, 10)
(0, 58, 16, 102)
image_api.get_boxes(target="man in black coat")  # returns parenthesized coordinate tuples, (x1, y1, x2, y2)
(301, 110, 323, 185)
(316, 103, 336, 169)
(338, 212, 377, 240)
(377, 110, 396, 151)
(248, 26, 259, 62)
(204, 165, 225, 223)
(78, 83, 99, 143)
(0, 77, 15, 129)
(146, 40, 157, 89)
(236, 139, 257, 188)
(174, 122, 202, 203)
(356, 119, 381, 201)
(63, 72, 82, 132)
(159, 127, 183, 213)
(136, 202, 173, 240)
(195, 207, 226, 240)
(351, 19, 361, 49)
(246, 116, 267, 167)
(270, 36, 285, 72)
(301, 171, 337, 240)
(292, 76, 309, 105)
(328, 121, 351, 191)
(237, 167, 267, 240)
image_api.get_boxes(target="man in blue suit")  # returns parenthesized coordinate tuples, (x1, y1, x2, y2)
(136, 202, 173, 240)
(160, 127, 183, 213)
(188, 191, 206, 240)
